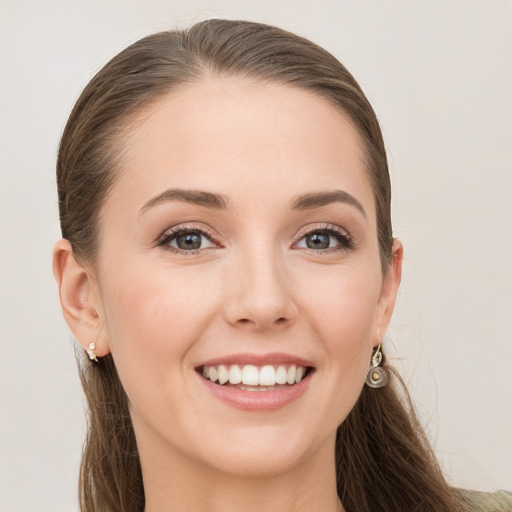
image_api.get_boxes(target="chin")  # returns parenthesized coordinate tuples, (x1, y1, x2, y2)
(205, 448, 310, 479)
(192, 423, 330, 479)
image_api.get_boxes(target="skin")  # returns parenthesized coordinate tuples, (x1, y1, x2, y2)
(54, 77, 402, 512)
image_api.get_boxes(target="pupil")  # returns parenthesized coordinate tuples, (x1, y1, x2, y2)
(177, 233, 201, 250)
(307, 233, 329, 249)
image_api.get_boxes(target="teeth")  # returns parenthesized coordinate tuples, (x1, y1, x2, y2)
(242, 365, 259, 385)
(286, 365, 296, 385)
(228, 365, 242, 384)
(201, 363, 309, 387)
(276, 365, 287, 385)
(259, 365, 276, 386)
(238, 384, 281, 392)
(217, 365, 229, 385)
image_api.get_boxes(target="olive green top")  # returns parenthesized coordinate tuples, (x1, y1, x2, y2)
(461, 489, 512, 511)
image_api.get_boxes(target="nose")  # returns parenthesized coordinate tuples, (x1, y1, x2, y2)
(222, 245, 298, 331)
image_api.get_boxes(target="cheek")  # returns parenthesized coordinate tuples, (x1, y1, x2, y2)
(303, 261, 381, 343)
(96, 262, 226, 443)
(298, 262, 381, 403)
(97, 260, 221, 397)
(101, 259, 214, 345)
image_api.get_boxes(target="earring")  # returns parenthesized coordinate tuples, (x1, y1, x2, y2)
(365, 343, 388, 388)
(86, 342, 99, 363)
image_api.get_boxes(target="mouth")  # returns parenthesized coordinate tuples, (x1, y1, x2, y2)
(194, 353, 316, 411)
(197, 363, 314, 391)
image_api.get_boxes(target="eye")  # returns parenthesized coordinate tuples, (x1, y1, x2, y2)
(160, 227, 217, 254)
(295, 225, 353, 252)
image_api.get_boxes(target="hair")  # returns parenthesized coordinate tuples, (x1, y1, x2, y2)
(57, 19, 469, 512)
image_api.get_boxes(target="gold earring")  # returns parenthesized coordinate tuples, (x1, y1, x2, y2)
(365, 343, 388, 388)
(86, 342, 99, 363)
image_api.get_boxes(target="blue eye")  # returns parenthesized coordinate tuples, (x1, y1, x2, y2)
(161, 228, 217, 253)
(295, 227, 353, 251)
(159, 224, 352, 255)
(304, 232, 332, 249)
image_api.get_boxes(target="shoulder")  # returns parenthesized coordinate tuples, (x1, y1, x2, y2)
(458, 489, 512, 512)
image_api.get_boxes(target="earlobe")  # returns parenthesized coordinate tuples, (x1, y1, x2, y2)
(375, 239, 403, 345)
(52, 239, 110, 356)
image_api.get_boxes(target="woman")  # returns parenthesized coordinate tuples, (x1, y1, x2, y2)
(52, 19, 511, 512)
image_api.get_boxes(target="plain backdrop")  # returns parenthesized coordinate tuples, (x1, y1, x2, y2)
(0, 1, 511, 510)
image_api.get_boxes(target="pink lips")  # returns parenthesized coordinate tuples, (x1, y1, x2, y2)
(195, 352, 314, 412)
(196, 352, 314, 368)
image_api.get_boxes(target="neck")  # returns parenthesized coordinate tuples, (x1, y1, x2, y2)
(138, 427, 344, 512)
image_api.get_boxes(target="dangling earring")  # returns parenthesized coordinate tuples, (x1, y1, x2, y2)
(86, 342, 99, 363)
(365, 343, 388, 388)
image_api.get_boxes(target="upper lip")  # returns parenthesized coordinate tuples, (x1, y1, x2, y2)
(195, 352, 315, 369)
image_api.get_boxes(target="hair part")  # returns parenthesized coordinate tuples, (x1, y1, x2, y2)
(57, 19, 466, 512)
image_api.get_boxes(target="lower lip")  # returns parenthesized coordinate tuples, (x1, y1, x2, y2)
(198, 372, 313, 412)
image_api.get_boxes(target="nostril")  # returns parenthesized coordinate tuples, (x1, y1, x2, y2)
(237, 317, 288, 328)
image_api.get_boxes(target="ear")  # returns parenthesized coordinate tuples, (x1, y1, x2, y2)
(374, 239, 403, 346)
(52, 239, 110, 357)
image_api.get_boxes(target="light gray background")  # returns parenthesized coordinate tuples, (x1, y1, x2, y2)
(1, 1, 511, 510)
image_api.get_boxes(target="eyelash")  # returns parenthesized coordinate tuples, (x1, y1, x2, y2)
(158, 223, 354, 255)
(158, 225, 219, 255)
(295, 224, 354, 253)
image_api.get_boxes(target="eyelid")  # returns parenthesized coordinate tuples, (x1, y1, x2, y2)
(158, 223, 216, 243)
(295, 223, 350, 239)
(293, 223, 354, 251)
(156, 222, 353, 254)
(158, 224, 221, 253)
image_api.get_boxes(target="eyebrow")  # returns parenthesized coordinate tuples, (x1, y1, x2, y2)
(140, 188, 366, 218)
(291, 190, 367, 218)
(140, 189, 229, 215)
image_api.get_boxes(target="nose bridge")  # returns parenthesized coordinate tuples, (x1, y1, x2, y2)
(223, 235, 297, 330)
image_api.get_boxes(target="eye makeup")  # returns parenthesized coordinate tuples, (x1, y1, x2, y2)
(157, 222, 355, 256)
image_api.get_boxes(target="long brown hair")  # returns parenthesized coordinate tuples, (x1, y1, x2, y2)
(57, 19, 468, 512)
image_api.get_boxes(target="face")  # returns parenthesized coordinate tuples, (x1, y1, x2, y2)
(90, 77, 400, 478)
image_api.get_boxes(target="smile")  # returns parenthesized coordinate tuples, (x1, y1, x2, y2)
(200, 364, 310, 390)
(196, 357, 315, 411)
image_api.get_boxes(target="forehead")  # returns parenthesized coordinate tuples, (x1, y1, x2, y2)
(110, 77, 375, 219)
